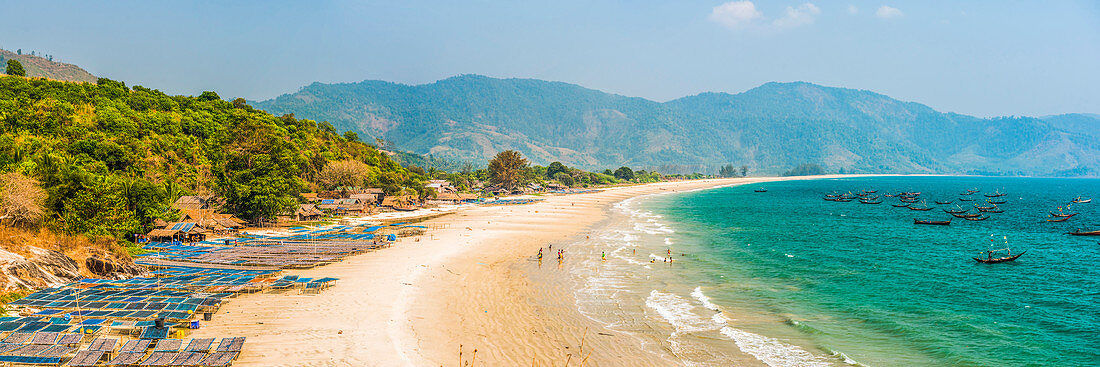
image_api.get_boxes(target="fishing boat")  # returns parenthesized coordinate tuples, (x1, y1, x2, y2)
(862, 190, 877, 193)
(1049, 212, 1077, 218)
(974, 251, 1025, 264)
(986, 199, 1007, 204)
(900, 198, 919, 203)
(944, 208, 969, 214)
(935, 200, 954, 205)
(392, 205, 418, 212)
(974, 236, 1025, 264)
(914, 219, 951, 225)
(754, 188, 767, 193)
(985, 191, 1006, 198)
(1045, 216, 1070, 222)
(908, 206, 933, 211)
(960, 191, 973, 196)
(978, 207, 1004, 213)
(859, 199, 882, 204)
(974, 204, 996, 210)
(964, 215, 990, 221)
(891, 203, 910, 207)
(966, 188, 980, 193)
(1071, 196, 1092, 203)
(952, 213, 983, 218)
(1068, 229, 1100, 236)
(958, 197, 975, 202)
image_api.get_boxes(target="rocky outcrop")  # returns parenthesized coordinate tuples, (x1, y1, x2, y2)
(85, 255, 144, 278)
(0, 246, 81, 289)
(0, 245, 145, 290)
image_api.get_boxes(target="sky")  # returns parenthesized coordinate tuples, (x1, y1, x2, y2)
(1, 0, 1097, 117)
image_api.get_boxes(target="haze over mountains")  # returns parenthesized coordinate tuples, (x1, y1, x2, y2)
(252, 75, 1099, 176)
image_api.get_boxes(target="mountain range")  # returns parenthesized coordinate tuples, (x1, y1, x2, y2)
(252, 75, 1100, 176)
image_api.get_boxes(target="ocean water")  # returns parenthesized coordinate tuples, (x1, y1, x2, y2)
(566, 176, 1099, 367)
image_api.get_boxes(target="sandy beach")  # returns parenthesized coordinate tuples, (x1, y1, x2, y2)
(191, 176, 828, 366)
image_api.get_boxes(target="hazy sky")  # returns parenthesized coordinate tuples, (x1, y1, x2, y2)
(2, 0, 1097, 117)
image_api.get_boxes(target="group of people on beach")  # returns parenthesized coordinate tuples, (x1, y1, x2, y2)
(537, 245, 565, 263)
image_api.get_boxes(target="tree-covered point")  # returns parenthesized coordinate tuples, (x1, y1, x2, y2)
(0, 75, 426, 240)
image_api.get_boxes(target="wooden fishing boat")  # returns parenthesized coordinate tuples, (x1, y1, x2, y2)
(960, 192, 973, 196)
(900, 198, 919, 203)
(1045, 216, 1070, 222)
(984, 192, 1006, 198)
(835, 198, 853, 202)
(959, 197, 975, 202)
(914, 219, 951, 225)
(935, 200, 954, 205)
(974, 204, 996, 210)
(973, 251, 1025, 264)
(908, 206, 933, 211)
(754, 188, 767, 192)
(944, 208, 969, 214)
(392, 205, 418, 212)
(1071, 196, 1091, 203)
(964, 215, 990, 221)
(862, 190, 877, 193)
(978, 208, 1004, 213)
(952, 213, 982, 218)
(859, 199, 882, 204)
(986, 199, 1007, 204)
(1049, 212, 1077, 218)
(966, 188, 980, 193)
(1068, 229, 1100, 236)
(892, 203, 910, 208)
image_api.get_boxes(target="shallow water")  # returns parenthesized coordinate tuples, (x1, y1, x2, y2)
(628, 176, 1100, 366)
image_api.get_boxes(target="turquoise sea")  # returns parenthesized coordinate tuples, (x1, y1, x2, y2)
(631, 176, 1099, 366)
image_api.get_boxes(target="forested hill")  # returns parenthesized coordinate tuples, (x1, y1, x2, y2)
(253, 75, 1100, 176)
(0, 75, 425, 242)
(0, 49, 97, 83)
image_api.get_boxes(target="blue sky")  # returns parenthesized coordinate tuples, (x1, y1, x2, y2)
(1, 0, 1097, 117)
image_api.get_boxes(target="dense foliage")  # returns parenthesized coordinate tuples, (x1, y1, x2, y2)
(5, 60, 25, 77)
(253, 75, 1100, 176)
(782, 163, 826, 177)
(0, 76, 425, 240)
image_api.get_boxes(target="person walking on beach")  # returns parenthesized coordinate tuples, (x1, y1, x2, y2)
(601, 252, 606, 261)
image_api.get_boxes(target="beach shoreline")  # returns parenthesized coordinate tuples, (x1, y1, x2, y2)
(193, 175, 853, 366)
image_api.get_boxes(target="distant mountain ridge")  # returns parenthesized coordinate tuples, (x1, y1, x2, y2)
(0, 49, 96, 83)
(252, 75, 1100, 176)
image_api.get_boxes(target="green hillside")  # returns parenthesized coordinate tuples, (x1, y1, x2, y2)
(0, 49, 97, 83)
(0, 75, 425, 242)
(252, 75, 1100, 176)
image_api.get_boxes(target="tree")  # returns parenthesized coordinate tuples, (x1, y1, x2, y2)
(318, 160, 371, 190)
(739, 165, 749, 177)
(0, 172, 46, 227)
(554, 172, 574, 187)
(718, 164, 736, 178)
(198, 91, 221, 101)
(488, 150, 530, 190)
(546, 161, 568, 178)
(613, 166, 635, 181)
(6, 60, 26, 77)
(343, 131, 360, 142)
